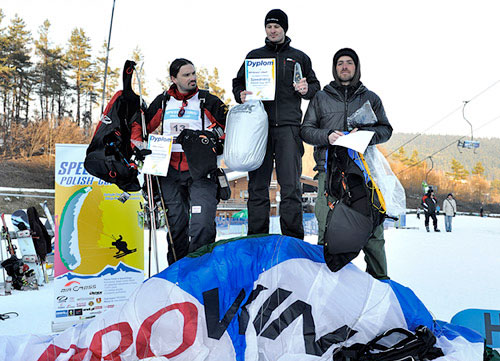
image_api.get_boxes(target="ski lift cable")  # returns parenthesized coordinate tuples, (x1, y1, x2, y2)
(387, 79, 500, 157)
(396, 113, 500, 176)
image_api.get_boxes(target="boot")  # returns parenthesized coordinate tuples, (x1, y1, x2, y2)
(426, 226, 430, 232)
(434, 228, 440, 232)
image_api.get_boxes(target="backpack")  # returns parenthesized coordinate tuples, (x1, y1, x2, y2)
(324, 145, 386, 272)
(333, 326, 444, 361)
(84, 60, 142, 192)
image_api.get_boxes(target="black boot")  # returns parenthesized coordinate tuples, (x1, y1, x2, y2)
(434, 228, 440, 232)
(426, 226, 430, 232)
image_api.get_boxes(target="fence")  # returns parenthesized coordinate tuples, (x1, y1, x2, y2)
(216, 213, 319, 237)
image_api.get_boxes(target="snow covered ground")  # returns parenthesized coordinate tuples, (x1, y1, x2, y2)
(0, 213, 499, 338)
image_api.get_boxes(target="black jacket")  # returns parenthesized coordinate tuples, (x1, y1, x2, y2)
(300, 81, 393, 171)
(232, 37, 320, 127)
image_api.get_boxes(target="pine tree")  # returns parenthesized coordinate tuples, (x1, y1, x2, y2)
(4, 15, 33, 124)
(446, 158, 469, 181)
(472, 161, 485, 177)
(96, 41, 119, 108)
(66, 27, 93, 126)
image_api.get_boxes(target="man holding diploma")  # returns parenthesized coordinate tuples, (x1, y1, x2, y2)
(232, 9, 320, 240)
(300, 48, 393, 279)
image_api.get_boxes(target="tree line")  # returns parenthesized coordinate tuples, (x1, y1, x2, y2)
(0, 9, 229, 160)
(385, 146, 500, 205)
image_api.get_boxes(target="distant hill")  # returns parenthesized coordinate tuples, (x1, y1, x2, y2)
(379, 133, 500, 180)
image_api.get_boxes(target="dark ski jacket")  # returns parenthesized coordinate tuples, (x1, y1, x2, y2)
(422, 194, 437, 214)
(131, 86, 227, 172)
(232, 36, 320, 127)
(300, 81, 393, 172)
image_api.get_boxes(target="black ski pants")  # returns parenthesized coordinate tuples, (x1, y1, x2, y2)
(424, 212, 438, 230)
(247, 125, 304, 240)
(159, 167, 218, 265)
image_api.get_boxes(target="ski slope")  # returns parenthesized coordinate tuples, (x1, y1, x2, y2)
(0, 213, 499, 338)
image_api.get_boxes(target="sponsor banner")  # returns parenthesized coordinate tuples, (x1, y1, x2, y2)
(0, 236, 484, 361)
(53, 144, 144, 324)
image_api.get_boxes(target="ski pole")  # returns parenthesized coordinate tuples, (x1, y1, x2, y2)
(100, 0, 116, 116)
(154, 176, 177, 262)
(135, 63, 159, 277)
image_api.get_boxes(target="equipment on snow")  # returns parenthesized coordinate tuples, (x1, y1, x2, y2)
(0, 312, 18, 320)
(332, 325, 444, 361)
(451, 308, 500, 348)
(84, 60, 145, 192)
(223, 100, 268, 172)
(324, 145, 386, 272)
(10, 210, 43, 288)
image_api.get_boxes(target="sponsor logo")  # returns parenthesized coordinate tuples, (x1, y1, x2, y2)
(89, 291, 102, 296)
(57, 295, 68, 302)
(64, 281, 80, 287)
(88, 301, 94, 306)
(76, 297, 93, 301)
(96, 298, 102, 303)
(77, 302, 86, 307)
(75, 309, 83, 316)
(61, 284, 97, 293)
(95, 306, 103, 310)
(55, 310, 68, 318)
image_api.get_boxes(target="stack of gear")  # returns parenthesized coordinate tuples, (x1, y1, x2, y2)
(84, 60, 145, 192)
(324, 146, 386, 272)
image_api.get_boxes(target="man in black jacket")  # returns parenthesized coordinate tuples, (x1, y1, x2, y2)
(422, 189, 440, 232)
(232, 9, 320, 239)
(300, 48, 392, 279)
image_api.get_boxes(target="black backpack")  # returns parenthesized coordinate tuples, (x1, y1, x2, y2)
(84, 60, 142, 192)
(333, 326, 444, 361)
(324, 146, 386, 272)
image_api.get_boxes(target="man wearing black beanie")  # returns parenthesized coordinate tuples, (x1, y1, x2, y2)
(300, 48, 393, 279)
(232, 9, 320, 240)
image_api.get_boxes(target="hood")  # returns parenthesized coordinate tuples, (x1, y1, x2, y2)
(332, 51, 361, 88)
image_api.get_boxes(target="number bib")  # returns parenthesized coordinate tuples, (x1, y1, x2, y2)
(162, 94, 209, 152)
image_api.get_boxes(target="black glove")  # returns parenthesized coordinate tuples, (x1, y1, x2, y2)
(134, 147, 152, 161)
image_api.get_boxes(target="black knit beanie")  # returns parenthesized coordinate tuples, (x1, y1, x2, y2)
(265, 9, 288, 33)
(333, 48, 359, 68)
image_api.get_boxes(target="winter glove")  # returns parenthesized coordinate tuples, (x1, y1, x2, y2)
(177, 129, 218, 180)
(133, 147, 152, 161)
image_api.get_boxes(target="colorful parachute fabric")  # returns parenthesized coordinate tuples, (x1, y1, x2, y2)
(0, 235, 484, 361)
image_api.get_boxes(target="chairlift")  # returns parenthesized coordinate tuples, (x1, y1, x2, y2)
(422, 157, 437, 193)
(457, 101, 480, 153)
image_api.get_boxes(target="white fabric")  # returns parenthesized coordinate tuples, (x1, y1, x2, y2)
(223, 100, 268, 172)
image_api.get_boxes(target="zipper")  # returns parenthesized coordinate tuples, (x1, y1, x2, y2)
(343, 88, 348, 131)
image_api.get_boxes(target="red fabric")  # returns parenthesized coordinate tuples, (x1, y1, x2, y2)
(167, 84, 198, 101)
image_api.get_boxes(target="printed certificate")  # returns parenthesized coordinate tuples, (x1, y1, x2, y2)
(142, 134, 173, 176)
(245, 58, 276, 101)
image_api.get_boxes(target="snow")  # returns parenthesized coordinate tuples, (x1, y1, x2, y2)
(1, 213, 499, 338)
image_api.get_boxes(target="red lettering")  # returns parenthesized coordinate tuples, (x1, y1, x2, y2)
(88, 322, 133, 361)
(136, 302, 198, 358)
(36, 344, 88, 361)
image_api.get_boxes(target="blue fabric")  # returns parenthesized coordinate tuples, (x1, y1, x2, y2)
(153, 235, 324, 361)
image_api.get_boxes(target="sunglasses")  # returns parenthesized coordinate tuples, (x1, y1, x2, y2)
(178, 100, 188, 117)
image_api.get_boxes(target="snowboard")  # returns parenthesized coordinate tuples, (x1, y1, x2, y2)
(11, 210, 44, 287)
(451, 308, 500, 348)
